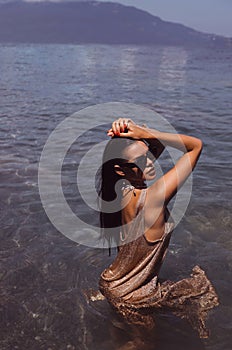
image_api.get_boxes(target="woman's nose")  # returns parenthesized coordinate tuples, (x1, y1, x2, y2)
(147, 157, 154, 166)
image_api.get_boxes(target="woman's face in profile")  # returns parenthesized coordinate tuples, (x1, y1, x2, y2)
(121, 140, 156, 182)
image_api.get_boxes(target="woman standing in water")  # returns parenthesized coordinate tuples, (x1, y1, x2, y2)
(98, 118, 218, 338)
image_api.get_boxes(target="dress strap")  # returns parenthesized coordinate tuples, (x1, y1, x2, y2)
(135, 188, 147, 214)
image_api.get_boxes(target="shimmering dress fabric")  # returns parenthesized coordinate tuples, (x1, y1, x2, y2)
(99, 189, 219, 338)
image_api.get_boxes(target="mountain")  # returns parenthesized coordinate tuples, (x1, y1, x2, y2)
(0, 1, 231, 46)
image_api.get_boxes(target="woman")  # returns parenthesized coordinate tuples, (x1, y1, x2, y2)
(97, 118, 218, 338)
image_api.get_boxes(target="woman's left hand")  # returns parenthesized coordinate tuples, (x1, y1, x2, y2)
(107, 118, 134, 136)
(107, 118, 148, 139)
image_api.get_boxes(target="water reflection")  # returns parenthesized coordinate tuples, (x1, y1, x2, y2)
(158, 47, 188, 89)
(156, 47, 188, 109)
(119, 47, 139, 74)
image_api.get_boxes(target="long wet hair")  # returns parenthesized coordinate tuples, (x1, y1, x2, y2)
(96, 137, 136, 252)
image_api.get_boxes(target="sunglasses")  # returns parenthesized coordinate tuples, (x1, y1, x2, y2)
(122, 151, 155, 170)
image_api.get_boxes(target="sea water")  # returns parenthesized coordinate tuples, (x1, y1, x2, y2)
(0, 44, 231, 349)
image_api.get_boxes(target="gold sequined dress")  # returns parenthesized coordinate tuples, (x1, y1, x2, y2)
(99, 189, 219, 338)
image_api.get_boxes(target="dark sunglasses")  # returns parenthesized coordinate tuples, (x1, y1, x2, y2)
(122, 151, 154, 170)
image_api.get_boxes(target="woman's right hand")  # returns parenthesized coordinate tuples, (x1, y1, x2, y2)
(107, 118, 150, 140)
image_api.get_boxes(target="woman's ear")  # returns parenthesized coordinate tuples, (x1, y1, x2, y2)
(114, 165, 125, 177)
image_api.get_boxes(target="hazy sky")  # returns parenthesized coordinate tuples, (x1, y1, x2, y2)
(100, 0, 232, 37)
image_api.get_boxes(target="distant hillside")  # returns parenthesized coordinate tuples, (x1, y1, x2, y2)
(0, 1, 231, 46)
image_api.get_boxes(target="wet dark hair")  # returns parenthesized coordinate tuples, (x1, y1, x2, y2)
(96, 137, 137, 252)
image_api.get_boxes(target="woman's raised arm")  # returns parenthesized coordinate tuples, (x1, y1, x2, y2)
(108, 118, 203, 205)
(144, 128, 203, 204)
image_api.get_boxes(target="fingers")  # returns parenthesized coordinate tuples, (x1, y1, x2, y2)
(110, 118, 132, 136)
(107, 119, 146, 139)
(118, 131, 132, 138)
(112, 119, 126, 135)
(107, 128, 114, 137)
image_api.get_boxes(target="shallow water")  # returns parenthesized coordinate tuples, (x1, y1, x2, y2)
(0, 44, 232, 349)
